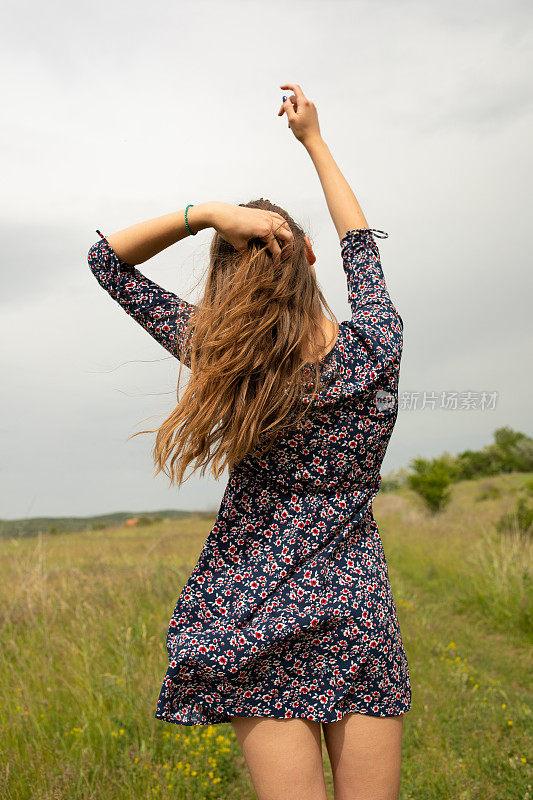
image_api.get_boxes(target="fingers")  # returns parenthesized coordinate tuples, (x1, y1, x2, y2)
(279, 96, 297, 123)
(259, 214, 294, 261)
(280, 83, 307, 105)
(277, 95, 296, 115)
(264, 232, 282, 260)
(270, 214, 293, 246)
(270, 215, 294, 262)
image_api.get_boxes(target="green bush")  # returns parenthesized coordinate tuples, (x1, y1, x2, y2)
(496, 497, 533, 537)
(524, 477, 533, 496)
(493, 427, 533, 472)
(407, 456, 453, 513)
(454, 447, 500, 480)
(433, 427, 533, 484)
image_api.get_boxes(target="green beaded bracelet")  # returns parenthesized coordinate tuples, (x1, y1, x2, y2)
(184, 204, 196, 236)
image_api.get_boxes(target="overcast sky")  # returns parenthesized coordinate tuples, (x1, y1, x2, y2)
(1, 0, 532, 520)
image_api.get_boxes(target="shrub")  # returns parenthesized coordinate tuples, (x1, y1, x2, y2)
(407, 456, 453, 513)
(454, 448, 500, 480)
(497, 497, 533, 538)
(524, 477, 533, 496)
(493, 427, 533, 473)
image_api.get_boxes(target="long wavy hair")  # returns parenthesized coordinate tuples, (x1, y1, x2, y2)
(133, 199, 338, 486)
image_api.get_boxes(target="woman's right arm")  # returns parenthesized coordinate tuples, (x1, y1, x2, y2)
(279, 83, 402, 381)
(304, 137, 369, 241)
(279, 82, 369, 240)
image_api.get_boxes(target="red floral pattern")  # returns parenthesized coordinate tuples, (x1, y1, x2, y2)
(87, 227, 411, 725)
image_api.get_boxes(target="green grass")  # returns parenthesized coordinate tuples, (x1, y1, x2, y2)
(0, 475, 531, 799)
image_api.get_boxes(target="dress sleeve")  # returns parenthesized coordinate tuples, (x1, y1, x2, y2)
(87, 230, 197, 367)
(340, 227, 403, 381)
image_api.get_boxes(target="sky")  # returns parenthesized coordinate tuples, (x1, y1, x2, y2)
(1, 0, 532, 520)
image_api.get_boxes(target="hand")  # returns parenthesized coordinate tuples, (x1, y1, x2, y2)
(209, 202, 294, 260)
(278, 83, 322, 147)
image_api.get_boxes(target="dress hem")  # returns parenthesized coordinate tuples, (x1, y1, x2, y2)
(154, 698, 412, 727)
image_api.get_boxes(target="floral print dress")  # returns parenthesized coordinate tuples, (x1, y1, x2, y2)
(87, 226, 411, 725)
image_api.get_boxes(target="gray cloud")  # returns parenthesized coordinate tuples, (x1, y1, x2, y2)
(1, 0, 531, 519)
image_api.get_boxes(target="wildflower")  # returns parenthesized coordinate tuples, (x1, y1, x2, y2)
(507, 720, 514, 726)
(502, 703, 507, 709)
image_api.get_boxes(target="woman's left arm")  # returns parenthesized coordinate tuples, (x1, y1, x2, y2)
(86, 204, 217, 367)
(87, 202, 294, 367)
(102, 202, 216, 265)
(101, 200, 293, 264)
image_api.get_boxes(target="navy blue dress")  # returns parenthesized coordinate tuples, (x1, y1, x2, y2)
(87, 226, 411, 725)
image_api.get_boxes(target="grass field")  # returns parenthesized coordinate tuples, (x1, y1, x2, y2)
(1, 473, 531, 799)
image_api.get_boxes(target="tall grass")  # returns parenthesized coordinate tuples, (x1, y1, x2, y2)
(1, 474, 531, 799)
(0, 517, 250, 800)
(458, 525, 533, 635)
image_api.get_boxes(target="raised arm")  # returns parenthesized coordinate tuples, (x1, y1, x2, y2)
(96, 202, 294, 266)
(279, 83, 403, 383)
(87, 231, 198, 366)
(87, 203, 295, 365)
(340, 227, 403, 379)
(98, 203, 215, 265)
(279, 82, 369, 240)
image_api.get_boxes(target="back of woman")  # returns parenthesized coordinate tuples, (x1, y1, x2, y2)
(87, 82, 410, 800)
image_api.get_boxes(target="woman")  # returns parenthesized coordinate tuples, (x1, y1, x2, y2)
(87, 82, 410, 800)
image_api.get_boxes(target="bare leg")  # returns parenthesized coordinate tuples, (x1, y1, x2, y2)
(322, 712, 404, 800)
(230, 715, 328, 800)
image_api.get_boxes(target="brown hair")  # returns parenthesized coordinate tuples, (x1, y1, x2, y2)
(134, 198, 338, 486)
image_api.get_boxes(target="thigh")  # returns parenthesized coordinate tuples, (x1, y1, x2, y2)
(230, 715, 328, 800)
(322, 712, 404, 800)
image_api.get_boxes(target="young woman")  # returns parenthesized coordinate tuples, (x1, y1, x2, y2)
(87, 82, 410, 800)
